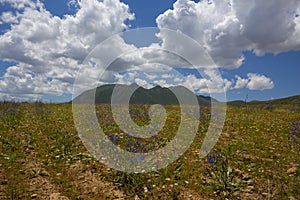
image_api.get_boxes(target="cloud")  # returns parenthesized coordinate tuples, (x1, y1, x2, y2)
(180, 69, 232, 94)
(156, 0, 300, 69)
(135, 78, 154, 89)
(234, 75, 248, 89)
(0, 12, 19, 24)
(113, 69, 232, 94)
(0, 0, 134, 99)
(176, 71, 274, 93)
(0, 63, 70, 98)
(0, 0, 285, 100)
(246, 73, 274, 90)
(68, 0, 80, 10)
(233, 73, 274, 90)
(234, 0, 300, 55)
(0, 0, 37, 9)
(106, 47, 191, 72)
(145, 73, 158, 80)
(88, 68, 274, 97)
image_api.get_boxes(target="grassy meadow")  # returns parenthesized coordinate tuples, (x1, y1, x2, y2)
(0, 101, 299, 199)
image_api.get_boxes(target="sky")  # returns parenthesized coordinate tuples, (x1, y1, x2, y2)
(0, 0, 299, 102)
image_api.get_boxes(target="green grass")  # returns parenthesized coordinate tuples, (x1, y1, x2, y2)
(0, 101, 299, 199)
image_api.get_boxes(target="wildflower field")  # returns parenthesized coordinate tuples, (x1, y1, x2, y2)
(0, 101, 299, 199)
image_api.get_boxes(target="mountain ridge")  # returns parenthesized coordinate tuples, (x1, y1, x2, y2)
(228, 95, 300, 107)
(72, 84, 212, 105)
(72, 84, 300, 106)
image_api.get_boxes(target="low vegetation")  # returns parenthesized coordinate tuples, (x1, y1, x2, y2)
(0, 99, 299, 199)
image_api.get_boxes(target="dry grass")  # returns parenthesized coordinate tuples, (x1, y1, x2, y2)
(0, 102, 299, 199)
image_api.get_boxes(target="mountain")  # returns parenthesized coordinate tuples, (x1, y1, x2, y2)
(229, 95, 300, 108)
(72, 84, 212, 105)
(256, 95, 300, 105)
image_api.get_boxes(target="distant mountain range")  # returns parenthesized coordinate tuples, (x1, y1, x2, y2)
(72, 84, 212, 105)
(228, 95, 300, 107)
(72, 84, 300, 107)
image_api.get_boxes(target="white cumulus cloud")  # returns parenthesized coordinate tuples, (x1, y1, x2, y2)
(156, 0, 300, 69)
(0, 0, 134, 100)
(246, 73, 274, 90)
(0, 0, 37, 9)
(234, 75, 248, 89)
(0, 0, 293, 100)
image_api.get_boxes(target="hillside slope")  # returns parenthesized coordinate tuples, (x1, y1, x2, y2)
(72, 84, 212, 105)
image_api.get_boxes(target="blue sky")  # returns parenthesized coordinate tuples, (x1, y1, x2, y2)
(0, 0, 299, 102)
(120, 0, 177, 28)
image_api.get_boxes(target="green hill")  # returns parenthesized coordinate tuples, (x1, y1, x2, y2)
(229, 95, 300, 108)
(72, 84, 212, 105)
